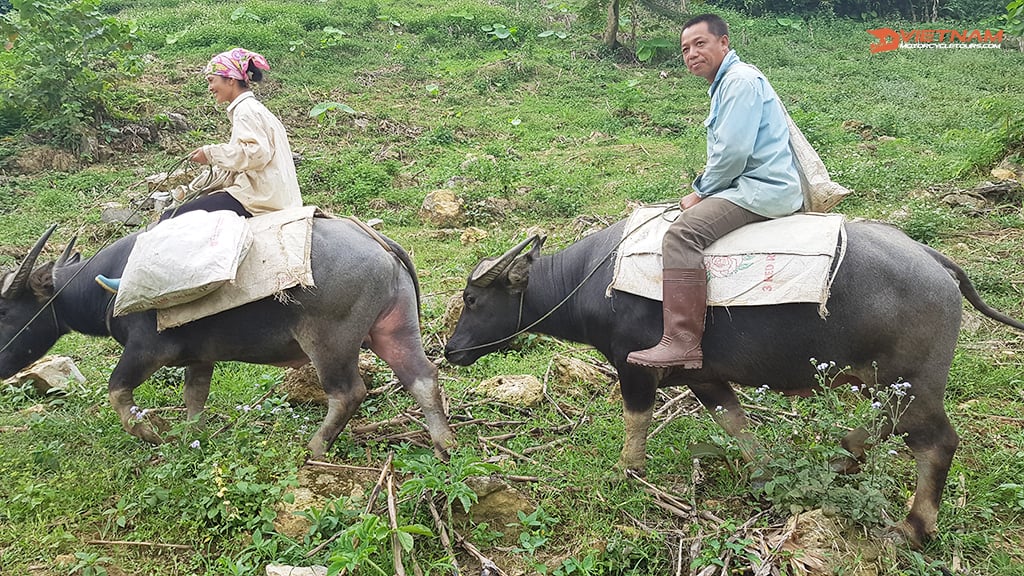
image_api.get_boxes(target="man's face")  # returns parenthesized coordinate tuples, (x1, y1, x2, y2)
(681, 22, 730, 83)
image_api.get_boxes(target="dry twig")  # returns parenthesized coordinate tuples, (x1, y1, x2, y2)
(480, 437, 559, 474)
(453, 528, 507, 576)
(427, 496, 461, 575)
(85, 539, 191, 550)
(386, 460, 407, 576)
(305, 452, 394, 558)
(304, 460, 380, 473)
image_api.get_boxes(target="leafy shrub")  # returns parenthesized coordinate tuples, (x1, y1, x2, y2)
(0, 0, 142, 146)
(746, 361, 915, 529)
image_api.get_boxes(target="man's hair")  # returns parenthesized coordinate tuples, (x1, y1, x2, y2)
(683, 13, 729, 38)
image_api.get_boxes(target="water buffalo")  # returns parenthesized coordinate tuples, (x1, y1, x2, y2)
(444, 217, 1024, 547)
(0, 221, 455, 459)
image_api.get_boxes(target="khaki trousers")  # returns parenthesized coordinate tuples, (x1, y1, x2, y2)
(661, 197, 767, 269)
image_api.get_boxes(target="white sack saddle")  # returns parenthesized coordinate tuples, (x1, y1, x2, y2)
(607, 205, 847, 317)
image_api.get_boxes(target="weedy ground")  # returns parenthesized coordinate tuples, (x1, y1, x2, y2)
(1, 1, 1023, 575)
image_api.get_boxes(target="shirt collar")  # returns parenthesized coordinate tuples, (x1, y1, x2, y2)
(226, 90, 255, 113)
(708, 50, 739, 98)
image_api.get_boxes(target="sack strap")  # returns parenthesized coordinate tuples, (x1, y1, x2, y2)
(344, 215, 394, 253)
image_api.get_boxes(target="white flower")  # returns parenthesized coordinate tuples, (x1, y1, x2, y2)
(189, 440, 201, 449)
(817, 362, 830, 372)
(871, 401, 882, 410)
(850, 385, 860, 393)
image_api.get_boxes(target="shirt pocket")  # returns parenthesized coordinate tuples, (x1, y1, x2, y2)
(704, 112, 718, 145)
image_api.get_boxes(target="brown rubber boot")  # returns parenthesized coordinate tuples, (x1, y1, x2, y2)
(626, 268, 707, 369)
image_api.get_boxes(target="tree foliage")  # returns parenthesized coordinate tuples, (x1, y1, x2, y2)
(0, 0, 141, 146)
(707, 0, 1007, 20)
(580, 0, 687, 54)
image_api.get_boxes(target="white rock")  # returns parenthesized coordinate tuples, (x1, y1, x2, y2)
(4, 355, 85, 394)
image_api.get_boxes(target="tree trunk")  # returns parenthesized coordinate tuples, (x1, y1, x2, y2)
(602, 0, 620, 49)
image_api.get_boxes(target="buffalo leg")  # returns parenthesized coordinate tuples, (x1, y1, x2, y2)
(108, 355, 165, 445)
(616, 368, 659, 471)
(183, 363, 214, 423)
(689, 382, 759, 463)
(894, 406, 959, 548)
(370, 340, 455, 460)
(307, 359, 366, 458)
(367, 297, 455, 459)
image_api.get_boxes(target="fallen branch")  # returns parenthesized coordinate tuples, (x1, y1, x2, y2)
(427, 497, 461, 576)
(521, 437, 568, 455)
(305, 452, 393, 558)
(503, 475, 541, 482)
(351, 413, 416, 434)
(386, 461, 407, 576)
(653, 388, 694, 419)
(85, 539, 190, 551)
(627, 471, 694, 520)
(453, 527, 507, 576)
(304, 460, 381, 473)
(981, 413, 1024, 424)
(479, 437, 559, 474)
(451, 419, 527, 429)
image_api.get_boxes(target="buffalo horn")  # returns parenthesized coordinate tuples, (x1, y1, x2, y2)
(1, 223, 58, 299)
(56, 236, 79, 268)
(470, 235, 540, 287)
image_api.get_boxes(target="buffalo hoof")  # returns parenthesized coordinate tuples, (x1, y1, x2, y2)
(124, 412, 169, 445)
(747, 465, 772, 491)
(880, 519, 929, 550)
(829, 454, 862, 475)
(307, 437, 329, 460)
(606, 465, 644, 485)
(432, 440, 454, 463)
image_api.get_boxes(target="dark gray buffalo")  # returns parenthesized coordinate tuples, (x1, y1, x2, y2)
(444, 218, 1024, 547)
(0, 221, 455, 459)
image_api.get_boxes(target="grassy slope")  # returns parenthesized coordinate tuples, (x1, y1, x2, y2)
(1, 1, 1023, 574)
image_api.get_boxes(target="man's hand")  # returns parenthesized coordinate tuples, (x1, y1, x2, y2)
(679, 191, 703, 210)
(190, 147, 209, 164)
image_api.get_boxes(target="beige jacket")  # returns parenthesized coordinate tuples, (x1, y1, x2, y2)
(201, 92, 302, 215)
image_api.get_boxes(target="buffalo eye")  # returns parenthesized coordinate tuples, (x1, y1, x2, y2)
(463, 293, 476, 308)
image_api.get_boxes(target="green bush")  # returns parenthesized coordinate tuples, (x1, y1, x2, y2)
(0, 0, 141, 146)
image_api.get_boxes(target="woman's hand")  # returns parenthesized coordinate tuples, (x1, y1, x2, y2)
(190, 147, 209, 164)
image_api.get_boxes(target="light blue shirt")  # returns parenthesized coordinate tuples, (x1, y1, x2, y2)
(692, 50, 802, 218)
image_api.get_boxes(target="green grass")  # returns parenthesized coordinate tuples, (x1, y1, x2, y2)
(2, 1, 1024, 574)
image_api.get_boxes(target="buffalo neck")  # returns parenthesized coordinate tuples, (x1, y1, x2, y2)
(53, 257, 122, 337)
(523, 252, 590, 342)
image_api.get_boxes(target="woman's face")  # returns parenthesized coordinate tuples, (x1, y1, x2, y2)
(206, 74, 244, 105)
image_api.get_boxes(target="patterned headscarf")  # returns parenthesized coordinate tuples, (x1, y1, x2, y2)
(203, 48, 270, 82)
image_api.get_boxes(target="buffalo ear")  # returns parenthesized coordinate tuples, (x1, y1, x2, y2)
(505, 236, 545, 292)
(28, 262, 55, 302)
